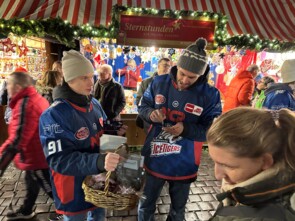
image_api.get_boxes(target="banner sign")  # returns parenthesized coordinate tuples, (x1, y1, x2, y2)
(117, 14, 216, 48)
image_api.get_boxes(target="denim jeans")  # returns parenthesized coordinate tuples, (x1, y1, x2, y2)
(63, 208, 105, 221)
(138, 174, 191, 221)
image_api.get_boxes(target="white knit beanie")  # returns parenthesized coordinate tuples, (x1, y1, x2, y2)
(177, 38, 208, 75)
(281, 59, 295, 83)
(62, 50, 94, 82)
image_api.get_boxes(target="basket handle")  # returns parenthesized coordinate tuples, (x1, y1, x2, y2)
(104, 143, 128, 195)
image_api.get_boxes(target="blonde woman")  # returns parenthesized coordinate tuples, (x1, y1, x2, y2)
(207, 107, 295, 221)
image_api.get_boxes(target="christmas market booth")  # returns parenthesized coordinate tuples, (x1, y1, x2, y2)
(0, 1, 295, 145)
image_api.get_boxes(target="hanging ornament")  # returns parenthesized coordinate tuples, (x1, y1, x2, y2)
(215, 65, 225, 74)
(94, 52, 104, 66)
(124, 54, 128, 64)
(18, 40, 29, 57)
(84, 44, 93, 52)
(219, 53, 225, 59)
(135, 48, 141, 56)
(168, 48, 175, 56)
(129, 51, 135, 59)
(117, 46, 123, 56)
(3, 38, 16, 53)
(260, 59, 273, 73)
(123, 46, 130, 54)
(141, 52, 151, 63)
(109, 45, 117, 59)
(239, 49, 246, 56)
(81, 38, 90, 47)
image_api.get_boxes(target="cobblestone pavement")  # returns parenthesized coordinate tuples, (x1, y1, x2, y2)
(0, 150, 220, 221)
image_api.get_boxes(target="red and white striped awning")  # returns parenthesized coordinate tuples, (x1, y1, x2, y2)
(1, 0, 294, 42)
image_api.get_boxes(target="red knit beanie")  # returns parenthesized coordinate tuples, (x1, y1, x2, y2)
(14, 67, 28, 73)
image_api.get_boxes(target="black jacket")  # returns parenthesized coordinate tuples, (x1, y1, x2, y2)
(210, 167, 295, 221)
(93, 78, 126, 120)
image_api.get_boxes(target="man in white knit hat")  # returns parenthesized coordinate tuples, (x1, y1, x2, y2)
(39, 50, 121, 221)
(263, 59, 295, 110)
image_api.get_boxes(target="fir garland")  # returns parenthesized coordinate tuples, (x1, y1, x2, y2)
(0, 4, 294, 52)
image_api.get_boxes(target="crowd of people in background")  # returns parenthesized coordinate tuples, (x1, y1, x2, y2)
(0, 39, 294, 221)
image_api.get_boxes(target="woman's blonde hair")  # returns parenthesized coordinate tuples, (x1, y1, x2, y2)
(207, 107, 295, 170)
(40, 70, 62, 88)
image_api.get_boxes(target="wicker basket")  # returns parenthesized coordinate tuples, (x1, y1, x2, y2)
(82, 144, 139, 211)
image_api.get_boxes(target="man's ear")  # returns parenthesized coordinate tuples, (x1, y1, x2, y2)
(261, 153, 274, 170)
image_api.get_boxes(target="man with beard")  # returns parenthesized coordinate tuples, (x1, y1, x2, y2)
(137, 38, 222, 221)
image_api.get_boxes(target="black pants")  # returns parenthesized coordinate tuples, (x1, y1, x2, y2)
(21, 169, 53, 213)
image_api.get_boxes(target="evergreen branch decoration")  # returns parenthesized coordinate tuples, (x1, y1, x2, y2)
(0, 4, 294, 51)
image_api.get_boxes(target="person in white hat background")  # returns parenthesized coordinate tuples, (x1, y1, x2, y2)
(137, 38, 222, 221)
(39, 50, 122, 221)
(263, 59, 295, 110)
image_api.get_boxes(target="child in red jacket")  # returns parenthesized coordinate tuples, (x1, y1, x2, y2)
(116, 59, 144, 90)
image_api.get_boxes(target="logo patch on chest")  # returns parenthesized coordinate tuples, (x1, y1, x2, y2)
(155, 94, 166, 105)
(75, 127, 90, 140)
(151, 142, 182, 156)
(184, 103, 203, 116)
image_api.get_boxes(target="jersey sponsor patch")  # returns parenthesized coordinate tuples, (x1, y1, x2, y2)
(155, 94, 166, 105)
(150, 142, 182, 156)
(75, 127, 90, 140)
(184, 103, 203, 116)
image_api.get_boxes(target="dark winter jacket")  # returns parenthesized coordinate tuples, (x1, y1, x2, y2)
(36, 84, 54, 104)
(263, 83, 295, 111)
(40, 82, 107, 214)
(93, 78, 126, 120)
(0, 86, 49, 170)
(136, 73, 157, 105)
(139, 66, 222, 181)
(210, 166, 295, 221)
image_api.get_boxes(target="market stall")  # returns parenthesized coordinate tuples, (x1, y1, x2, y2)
(1, 0, 294, 146)
(0, 34, 46, 81)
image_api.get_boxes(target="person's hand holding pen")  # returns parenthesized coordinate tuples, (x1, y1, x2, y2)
(149, 109, 166, 123)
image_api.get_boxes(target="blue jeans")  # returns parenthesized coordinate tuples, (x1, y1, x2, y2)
(138, 174, 191, 221)
(63, 208, 105, 221)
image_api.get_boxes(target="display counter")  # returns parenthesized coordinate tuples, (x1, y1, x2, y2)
(120, 113, 146, 146)
(0, 105, 8, 145)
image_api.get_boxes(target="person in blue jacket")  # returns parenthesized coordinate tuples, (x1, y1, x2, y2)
(39, 50, 121, 221)
(137, 38, 222, 221)
(263, 59, 295, 110)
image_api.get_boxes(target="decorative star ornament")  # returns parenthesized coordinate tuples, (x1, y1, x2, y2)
(3, 38, 16, 53)
(168, 48, 176, 56)
(18, 40, 29, 57)
(173, 21, 181, 30)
